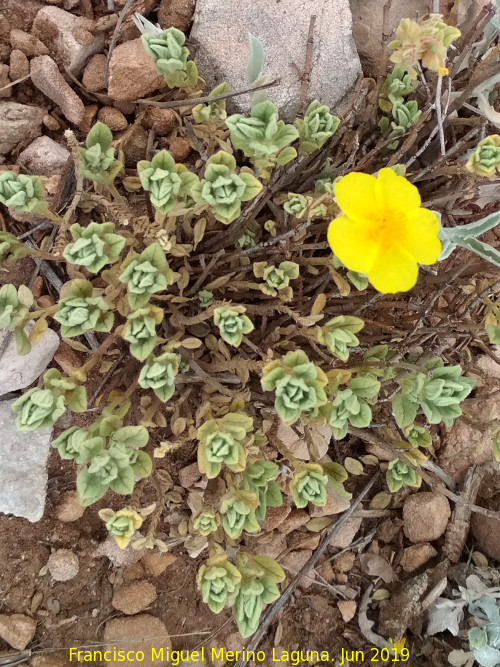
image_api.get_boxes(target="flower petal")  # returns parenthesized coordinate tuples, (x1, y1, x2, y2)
(402, 208, 442, 264)
(334, 172, 378, 222)
(369, 245, 419, 293)
(375, 168, 421, 213)
(328, 216, 379, 273)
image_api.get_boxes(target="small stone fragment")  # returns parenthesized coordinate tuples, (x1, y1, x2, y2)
(32, 6, 105, 76)
(122, 562, 145, 580)
(329, 517, 362, 549)
(104, 614, 169, 667)
(141, 551, 177, 577)
(178, 462, 201, 488)
(309, 488, 351, 517)
(82, 53, 106, 92)
(0, 102, 45, 155)
(277, 509, 310, 534)
(0, 64, 11, 97)
(9, 49, 29, 81)
(97, 106, 128, 131)
(337, 600, 357, 623)
(281, 550, 315, 589)
(108, 38, 165, 102)
(30, 55, 85, 125)
(144, 107, 177, 136)
(403, 492, 451, 543)
(94, 533, 145, 567)
(18, 135, 70, 175)
(112, 580, 157, 615)
(158, 0, 195, 31)
(43, 114, 60, 131)
(0, 614, 36, 650)
(31, 656, 71, 667)
(54, 341, 83, 374)
(10, 29, 49, 56)
(55, 491, 85, 523)
(400, 543, 438, 572)
(334, 552, 356, 573)
(251, 531, 287, 559)
(169, 136, 191, 161)
(47, 549, 79, 581)
(79, 104, 98, 133)
(471, 512, 500, 560)
(122, 124, 148, 166)
(264, 503, 291, 531)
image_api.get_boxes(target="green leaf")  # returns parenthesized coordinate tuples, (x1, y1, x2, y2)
(77, 469, 107, 507)
(68, 386, 87, 413)
(111, 426, 149, 449)
(392, 393, 417, 428)
(252, 555, 286, 583)
(265, 480, 283, 507)
(86, 122, 113, 151)
(246, 33, 266, 84)
(109, 466, 135, 495)
(458, 237, 500, 269)
(276, 146, 297, 166)
(15, 327, 31, 356)
(131, 450, 153, 478)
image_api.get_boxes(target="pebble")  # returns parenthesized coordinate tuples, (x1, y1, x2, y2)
(169, 136, 191, 161)
(251, 531, 287, 559)
(18, 135, 70, 176)
(281, 550, 315, 590)
(9, 49, 29, 81)
(403, 492, 451, 543)
(98, 106, 128, 131)
(112, 580, 157, 615)
(264, 503, 291, 532)
(122, 562, 145, 580)
(47, 549, 79, 581)
(178, 462, 201, 488)
(55, 491, 85, 523)
(337, 600, 357, 623)
(141, 551, 177, 577)
(0, 614, 36, 650)
(30, 55, 85, 125)
(277, 509, 309, 535)
(31, 656, 71, 667)
(43, 114, 61, 131)
(54, 341, 83, 374)
(309, 488, 351, 517)
(32, 6, 105, 76)
(108, 37, 165, 102)
(145, 107, 177, 136)
(158, 0, 195, 31)
(10, 29, 49, 57)
(0, 64, 11, 98)
(103, 614, 169, 667)
(122, 124, 148, 166)
(94, 533, 145, 567)
(329, 517, 362, 549)
(82, 53, 106, 92)
(400, 543, 438, 572)
(471, 511, 500, 560)
(79, 104, 98, 134)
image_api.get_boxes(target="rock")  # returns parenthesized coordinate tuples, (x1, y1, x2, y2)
(158, 0, 195, 31)
(334, 552, 356, 572)
(18, 136, 70, 176)
(145, 107, 177, 136)
(350, 0, 430, 78)
(43, 114, 60, 131)
(329, 517, 362, 548)
(94, 533, 145, 567)
(0, 323, 59, 394)
(55, 491, 85, 522)
(169, 136, 191, 161)
(337, 600, 357, 623)
(122, 562, 145, 580)
(0, 614, 36, 650)
(112, 580, 157, 615)
(290, 531, 321, 550)
(30, 55, 85, 125)
(264, 503, 291, 531)
(108, 38, 166, 102)
(281, 550, 315, 589)
(277, 509, 309, 534)
(476, 348, 500, 381)
(122, 124, 148, 166)
(79, 104, 98, 133)
(310, 488, 351, 517)
(178, 462, 201, 488)
(251, 531, 287, 559)
(32, 6, 104, 76)
(47, 549, 79, 581)
(82, 53, 107, 92)
(0, 64, 11, 98)
(54, 341, 83, 374)
(9, 49, 30, 80)
(400, 543, 437, 573)
(403, 492, 451, 543)
(471, 512, 500, 560)
(31, 656, 71, 667)
(10, 29, 49, 56)
(103, 614, 169, 666)
(141, 551, 177, 577)
(191, 0, 361, 120)
(98, 106, 128, 131)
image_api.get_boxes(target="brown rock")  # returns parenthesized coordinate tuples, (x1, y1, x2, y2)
(281, 550, 315, 589)
(145, 107, 177, 136)
(122, 562, 145, 580)
(329, 517, 362, 549)
(403, 492, 451, 543)
(0, 614, 36, 650)
(104, 615, 169, 666)
(440, 417, 498, 483)
(309, 488, 351, 517)
(400, 543, 437, 572)
(122, 124, 148, 166)
(82, 53, 107, 92)
(289, 531, 320, 550)
(337, 600, 357, 623)
(37, 294, 56, 309)
(113, 100, 136, 115)
(334, 552, 356, 572)
(264, 503, 291, 531)
(108, 38, 165, 102)
(158, 0, 195, 31)
(250, 531, 287, 559)
(141, 551, 177, 577)
(98, 106, 128, 131)
(178, 462, 201, 488)
(112, 580, 157, 615)
(0, 102, 45, 155)
(471, 512, 500, 560)
(31, 276, 44, 298)
(43, 114, 60, 131)
(30, 55, 85, 125)
(18, 136, 70, 175)
(10, 29, 49, 56)
(31, 656, 71, 667)
(317, 559, 335, 582)
(277, 509, 309, 534)
(9, 49, 30, 81)
(55, 491, 84, 522)
(54, 341, 83, 374)
(47, 549, 79, 581)
(32, 6, 105, 76)
(79, 104, 98, 134)
(0, 64, 11, 98)
(169, 136, 191, 161)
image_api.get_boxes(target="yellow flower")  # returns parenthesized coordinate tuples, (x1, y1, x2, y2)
(327, 168, 441, 293)
(437, 64, 449, 76)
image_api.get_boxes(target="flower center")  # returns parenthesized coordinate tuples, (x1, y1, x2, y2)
(369, 213, 407, 249)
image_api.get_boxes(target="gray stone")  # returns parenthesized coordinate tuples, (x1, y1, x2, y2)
(93, 533, 146, 567)
(191, 0, 361, 120)
(18, 136, 70, 176)
(0, 323, 59, 395)
(0, 398, 53, 522)
(0, 102, 45, 156)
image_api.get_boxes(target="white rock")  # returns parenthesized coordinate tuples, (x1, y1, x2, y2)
(191, 0, 361, 120)
(93, 533, 145, 567)
(32, 6, 105, 76)
(47, 549, 79, 581)
(18, 136, 70, 176)
(0, 323, 59, 395)
(0, 614, 36, 650)
(0, 398, 53, 522)
(0, 102, 45, 156)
